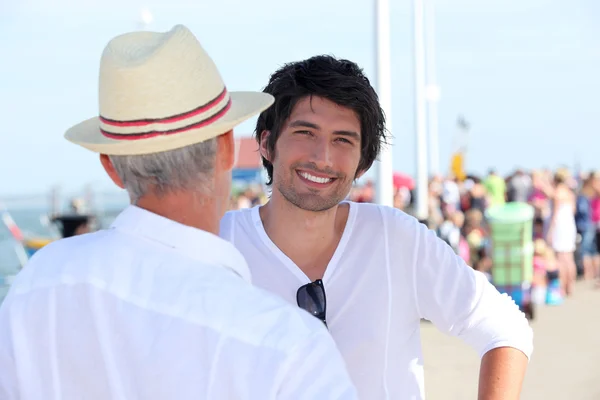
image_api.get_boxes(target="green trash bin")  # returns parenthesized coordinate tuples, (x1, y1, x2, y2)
(485, 202, 535, 317)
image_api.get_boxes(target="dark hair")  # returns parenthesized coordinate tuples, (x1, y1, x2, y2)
(255, 55, 388, 185)
(584, 171, 598, 186)
(534, 217, 544, 226)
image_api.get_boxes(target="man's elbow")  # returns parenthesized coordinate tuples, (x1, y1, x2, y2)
(481, 310, 534, 362)
(459, 290, 535, 361)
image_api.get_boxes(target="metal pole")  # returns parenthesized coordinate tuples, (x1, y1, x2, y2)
(413, 0, 429, 220)
(427, 92, 440, 175)
(138, 8, 153, 30)
(425, 0, 440, 176)
(374, 0, 394, 207)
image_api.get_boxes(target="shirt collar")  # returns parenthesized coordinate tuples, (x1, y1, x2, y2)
(110, 205, 251, 282)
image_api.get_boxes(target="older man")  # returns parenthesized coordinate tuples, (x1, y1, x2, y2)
(0, 25, 356, 400)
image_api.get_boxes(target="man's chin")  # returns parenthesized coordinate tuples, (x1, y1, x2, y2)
(289, 194, 341, 213)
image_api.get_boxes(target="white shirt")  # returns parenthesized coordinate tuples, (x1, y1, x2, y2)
(220, 202, 534, 400)
(442, 180, 461, 208)
(0, 206, 357, 400)
(437, 221, 460, 252)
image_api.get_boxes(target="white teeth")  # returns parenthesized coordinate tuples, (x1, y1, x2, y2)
(300, 171, 332, 184)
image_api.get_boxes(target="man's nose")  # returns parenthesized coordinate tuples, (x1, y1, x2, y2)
(309, 139, 333, 171)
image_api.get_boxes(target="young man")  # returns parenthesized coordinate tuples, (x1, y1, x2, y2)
(220, 55, 534, 399)
(0, 27, 357, 399)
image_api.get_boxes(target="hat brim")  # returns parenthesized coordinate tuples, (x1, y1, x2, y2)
(64, 91, 273, 155)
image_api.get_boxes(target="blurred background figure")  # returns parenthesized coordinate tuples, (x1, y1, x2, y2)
(546, 168, 577, 296)
(483, 169, 506, 208)
(576, 172, 600, 283)
(50, 197, 95, 238)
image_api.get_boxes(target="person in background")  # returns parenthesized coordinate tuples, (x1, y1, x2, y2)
(546, 168, 577, 296)
(0, 25, 357, 400)
(437, 210, 464, 254)
(354, 179, 374, 203)
(441, 175, 461, 212)
(393, 187, 409, 211)
(533, 216, 545, 240)
(507, 169, 532, 203)
(544, 242, 563, 305)
(483, 169, 506, 207)
(589, 173, 600, 288)
(575, 172, 600, 282)
(529, 170, 552, 219)
(463, 209, 491, 277)
(532, 239, 549, 305)
(427, 176, 444, 229)
(461, 175, 487, 213)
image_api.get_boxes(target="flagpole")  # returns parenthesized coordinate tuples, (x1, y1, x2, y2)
(413, 0, 429, 221)
(374, 0, 394, 207)
(425, 0, 440, 176)
(138, 7, 153, 30)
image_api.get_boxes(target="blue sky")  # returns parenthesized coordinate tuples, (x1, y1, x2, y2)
(1, 0, 599, 196)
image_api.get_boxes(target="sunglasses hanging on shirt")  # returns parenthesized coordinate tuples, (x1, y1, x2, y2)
(296, 279, 327, 328)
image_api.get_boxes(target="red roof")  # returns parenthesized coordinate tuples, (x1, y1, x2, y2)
(234, 137, 262, 169)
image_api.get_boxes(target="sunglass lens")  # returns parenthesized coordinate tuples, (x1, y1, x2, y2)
(297, 281, 326, 320)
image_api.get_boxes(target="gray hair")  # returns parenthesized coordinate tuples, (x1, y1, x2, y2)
(109, 138, 218, 203)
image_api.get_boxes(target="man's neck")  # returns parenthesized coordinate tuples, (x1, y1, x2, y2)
(135, 191, 222, 235)
(259, 192, 350, 279)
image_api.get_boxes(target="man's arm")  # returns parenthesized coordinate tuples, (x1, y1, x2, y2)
(411, 219, 533, 399)
(479, 347, 528, 399)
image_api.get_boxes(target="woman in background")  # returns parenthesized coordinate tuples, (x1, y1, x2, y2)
(546, 168, 577, 296)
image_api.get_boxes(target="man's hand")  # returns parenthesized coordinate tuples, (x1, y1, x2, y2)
(478, 346, 528, 400)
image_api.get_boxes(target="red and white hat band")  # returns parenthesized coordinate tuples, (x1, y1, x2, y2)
(98, 87, 231, 140)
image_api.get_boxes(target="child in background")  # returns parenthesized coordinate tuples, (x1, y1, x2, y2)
(437, 210, 464, 254)
(532, 239, 548, 305)
(450, 212, 470, 264)
(533, 217, 545, 240)
(463, 209, 492, 279)
(544, 243, 563, 305)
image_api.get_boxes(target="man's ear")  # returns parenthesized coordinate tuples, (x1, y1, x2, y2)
(100, 154, 125, 189)
(217, 130, 235, 171)
(259, 130, 271, 162)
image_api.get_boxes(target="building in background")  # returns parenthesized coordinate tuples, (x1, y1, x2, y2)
(233, 137, 265, 187)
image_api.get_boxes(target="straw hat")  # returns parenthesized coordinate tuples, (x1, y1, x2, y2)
(65, 24, 274, 155)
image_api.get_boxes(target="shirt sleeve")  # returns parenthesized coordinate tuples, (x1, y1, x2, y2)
(411, 218, 534, 360)
(274, 325, 358, 399)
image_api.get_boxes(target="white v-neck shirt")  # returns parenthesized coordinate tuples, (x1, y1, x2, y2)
(220, 201, 533, 400)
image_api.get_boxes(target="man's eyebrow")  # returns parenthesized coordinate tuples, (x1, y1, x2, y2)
(333, 130, 360, 141)
(289, 120, 360, 140)
(288, 120, 320, 130)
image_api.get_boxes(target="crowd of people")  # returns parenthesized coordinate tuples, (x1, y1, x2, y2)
(352, 168, 600, 303)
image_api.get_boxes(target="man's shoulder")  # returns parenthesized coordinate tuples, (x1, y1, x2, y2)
(214, 278, 331, 351)
(219, 207, 257, 242)
(6, 230, 118, 292)
(221, 207, 254, 226)
(349, 202, 418, 230)
(348, 202, 438, 256)
(20, 230, 110, 269)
